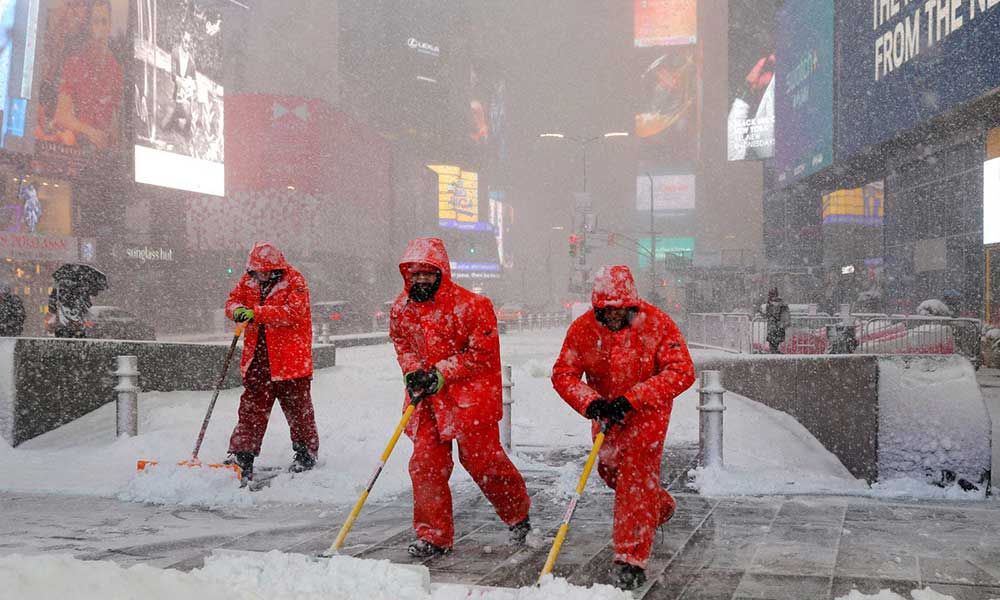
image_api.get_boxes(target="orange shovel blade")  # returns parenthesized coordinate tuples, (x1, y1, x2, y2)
(137, 459, 242, 479)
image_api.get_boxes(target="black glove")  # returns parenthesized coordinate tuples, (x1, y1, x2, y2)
(605, 396, 634, 425)
(584, 396, 634, 425)
(584, 398, 611, 421)
(416, 367, 444, 396)
(405, 369, 428, 397)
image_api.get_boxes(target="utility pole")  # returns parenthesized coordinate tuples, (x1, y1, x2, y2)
(646, 172, 660, 308)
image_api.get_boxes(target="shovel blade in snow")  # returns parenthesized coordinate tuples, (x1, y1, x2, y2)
(136, 459, 242, 479)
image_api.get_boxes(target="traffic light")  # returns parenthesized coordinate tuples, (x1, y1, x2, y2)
(226, 267, 234, 275)
(569, 234, 579, 257)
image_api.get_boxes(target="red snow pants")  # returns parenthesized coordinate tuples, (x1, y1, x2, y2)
(597, 421, 675, 568)
(408, 410, 531, 548)
(228, 352, 319, 457)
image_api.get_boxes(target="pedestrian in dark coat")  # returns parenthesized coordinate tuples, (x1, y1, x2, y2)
(764, 288, 790, 353)
(0, 284, 25, 336)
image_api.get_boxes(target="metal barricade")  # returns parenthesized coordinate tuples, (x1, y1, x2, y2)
(857, 316, 981, 363)
(686, 313, 752, 353)
(750, 314, 841, 354)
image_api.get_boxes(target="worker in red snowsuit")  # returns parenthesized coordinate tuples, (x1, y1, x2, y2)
(551, 265, 695, 590)
(224, 242, 318, 480)
(389, 237, 531, 558)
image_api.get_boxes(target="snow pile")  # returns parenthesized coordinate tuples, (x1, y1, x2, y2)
(916, 299, 952, 317)
(834, 587, 963, 600)
(118, 462, 253, 508)
(0, 552, 630, 600)
(687, 387, 867, 496)
(877, 356, 991, 483)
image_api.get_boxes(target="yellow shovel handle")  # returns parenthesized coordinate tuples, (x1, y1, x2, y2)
(325, 402, 417, 555)
(539, 430, 605, 581)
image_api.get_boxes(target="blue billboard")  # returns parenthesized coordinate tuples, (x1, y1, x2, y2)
(774, 0, 834, 186)
(837, 0, 1000, 159)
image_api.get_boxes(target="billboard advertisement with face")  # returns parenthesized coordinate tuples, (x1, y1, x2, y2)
(34, 0, 127, 172)
(134, 0, 224, 196)
(727, 0, 777, 161)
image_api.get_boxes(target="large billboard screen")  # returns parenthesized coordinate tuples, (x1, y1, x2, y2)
(134, 0, 224, 196)
(635, 45, 697, 160)
(837, 0, 1000, 159)
(35, 0, 127, 171)
(634, 0, 696, 47)
(822, 181, 884, 226)
(636, 172, 695, 214)
(774, 0, 834, 186)
(727, 0, 777, 161)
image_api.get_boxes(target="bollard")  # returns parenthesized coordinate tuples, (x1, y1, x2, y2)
(698, 370, 726, 468)
(320, 322, 330, 344)
(517, 314, 524, 332)
(114, 355, 140, 438)
(500, 365, 514, 450)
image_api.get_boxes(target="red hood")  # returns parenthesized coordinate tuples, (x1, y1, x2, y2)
(399, 237, 452, 291)
(591, 265, 640, 308)
(246, 241, 291, 272)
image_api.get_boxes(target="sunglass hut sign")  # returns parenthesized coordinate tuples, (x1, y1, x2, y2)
(124, 246, 174, 262)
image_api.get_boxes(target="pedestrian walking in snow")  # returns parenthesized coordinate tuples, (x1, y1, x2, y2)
(223, 242, 319, 480)
(551, 265, 695, 591)
(0, 284, 25, 337)
(389, 238, 531, 558)
(764, 287, 790, 354)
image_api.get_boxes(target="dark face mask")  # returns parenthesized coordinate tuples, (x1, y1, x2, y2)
(594, 306, 639, 332)
(408, 273, 441, 303)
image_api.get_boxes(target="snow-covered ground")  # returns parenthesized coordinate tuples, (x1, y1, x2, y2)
(0, 330, 987, 505)
(0, 330, 995, 600)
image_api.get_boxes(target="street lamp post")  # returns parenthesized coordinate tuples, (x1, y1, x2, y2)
(539, 132, 629, 194)
(646, 172, 659, 308)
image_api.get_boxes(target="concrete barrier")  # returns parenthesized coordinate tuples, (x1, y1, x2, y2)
(693, 353, 991, 484)
(0, 337, 336, 446)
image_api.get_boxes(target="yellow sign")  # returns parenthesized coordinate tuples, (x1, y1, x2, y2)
(822, 181, 883, 225)
(428, 164, 478, 227)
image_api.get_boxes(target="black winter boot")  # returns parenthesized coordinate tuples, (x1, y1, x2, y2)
(289, 442, 317, 473)
(612, 562, 647, 590)
(224, 452, 255, 481)
(509, 518, 532, 545)
(407, 539, 449, 558)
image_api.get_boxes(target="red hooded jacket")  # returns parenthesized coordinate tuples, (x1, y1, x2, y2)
(226, 242, 313, 381)
(552, 265, 695, 434)
(389, 238, 502, 440)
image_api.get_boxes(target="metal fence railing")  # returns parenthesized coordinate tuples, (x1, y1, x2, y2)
(686, 313, 752, 353)
(502, 313, 569, 333)
(691, 311, 981, 364)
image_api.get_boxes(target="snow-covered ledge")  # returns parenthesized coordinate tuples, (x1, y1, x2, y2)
(0, 338, 13, 445)
(693, 352, 991, 484)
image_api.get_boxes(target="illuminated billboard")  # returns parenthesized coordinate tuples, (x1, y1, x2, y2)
(134, 0, 224, 196)
(727, 0, 777, 161)
(822, 181, 884, 226)
(986, 158, 1000, 246)
(774, 0, 834, 185)
(636, 173, 695, 214)
(637, 236, 694, 269)
(635, 45, 696, 159)
(35, 0, 127, 170)
(0, 0, 39, 152)
(634, 0, 697, 47)
(429, 164, 490, 231)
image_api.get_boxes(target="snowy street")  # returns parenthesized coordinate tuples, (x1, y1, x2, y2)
(2, 330, 999, 599)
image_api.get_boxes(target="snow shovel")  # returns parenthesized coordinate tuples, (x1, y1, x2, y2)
(322, 389, 425, 556)
(538, 420, 609, 583)
(136, 322, 247, 478)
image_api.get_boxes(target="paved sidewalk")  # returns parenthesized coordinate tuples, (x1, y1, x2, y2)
(2, 444, 998, 599)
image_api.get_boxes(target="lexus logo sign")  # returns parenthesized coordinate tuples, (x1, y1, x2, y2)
(407, 37, 440, 57)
